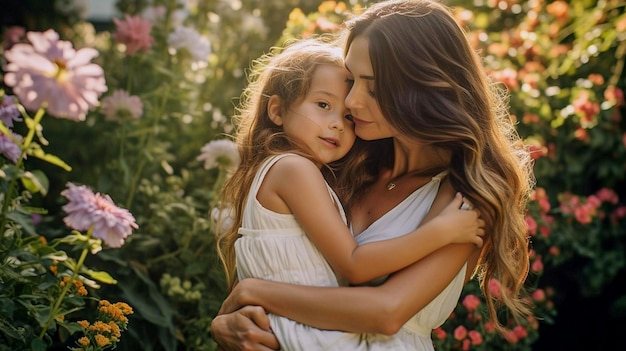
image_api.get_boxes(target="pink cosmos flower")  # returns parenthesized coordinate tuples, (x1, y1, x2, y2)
(101, 89, 143, 122)
(0, 95, 22, 128)
(61, 182, 138, 248)
(113, 15, 154, 54)
(0, 132, 23, 163)
(3, 29, 107, 121)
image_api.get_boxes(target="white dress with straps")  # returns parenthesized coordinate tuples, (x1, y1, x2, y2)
(235, 154, 466, 350)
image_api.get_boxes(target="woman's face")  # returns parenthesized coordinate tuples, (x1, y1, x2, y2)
(344, 36, 396, 141)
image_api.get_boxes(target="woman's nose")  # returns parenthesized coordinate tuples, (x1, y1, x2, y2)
(345, 87, 361, 110)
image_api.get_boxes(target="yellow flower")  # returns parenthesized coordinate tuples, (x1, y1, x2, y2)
(78, 336, 90, 346)
(89, 321, 112, 333)
(318, 1, 337, 14)
(77, 320, 90, 328)
(108, 321, 122, 339)
(288, 8, 305, 26)
(94, 334, 111, 347)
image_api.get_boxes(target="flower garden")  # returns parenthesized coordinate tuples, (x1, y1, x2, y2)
(0, 0, 624, 350)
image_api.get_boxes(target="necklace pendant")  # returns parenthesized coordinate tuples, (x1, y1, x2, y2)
(386, 182, 396, 191)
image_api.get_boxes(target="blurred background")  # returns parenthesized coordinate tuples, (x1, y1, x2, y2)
(1, 0, 624, 350)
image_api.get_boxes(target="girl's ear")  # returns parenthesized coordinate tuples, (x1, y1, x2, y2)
(267, 95, 283, 126)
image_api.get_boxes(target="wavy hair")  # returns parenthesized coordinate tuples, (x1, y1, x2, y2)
(216, 37, 367, 288)
(344, 0, 535, 331)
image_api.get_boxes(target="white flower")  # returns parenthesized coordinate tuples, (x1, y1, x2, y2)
(167, 26, 211, 63)
(211, 206, 234, 234)
(101, 89, 143, 122)
(197, 139, 240, 170)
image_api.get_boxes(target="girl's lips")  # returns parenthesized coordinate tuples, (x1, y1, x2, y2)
(320, 137, 340, 147)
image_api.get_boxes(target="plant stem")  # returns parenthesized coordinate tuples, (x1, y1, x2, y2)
(38, 229, 92, 339)
(0, 107, 45, 237)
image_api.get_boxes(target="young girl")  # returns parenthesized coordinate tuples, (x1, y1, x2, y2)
(216, 37, 484, 350)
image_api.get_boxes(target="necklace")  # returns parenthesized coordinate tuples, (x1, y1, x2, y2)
(385, 170, 424, 191)
(385, 168, 447, 191)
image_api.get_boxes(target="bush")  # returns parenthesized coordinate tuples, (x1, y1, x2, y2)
(1, 0, 624, 350)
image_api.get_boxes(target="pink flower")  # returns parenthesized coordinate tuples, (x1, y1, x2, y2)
(3, 29, 107, 121)
(433, 327, 446, 340)
(101, 90, 143, 122)
(531, 256, 544, 272)
(462, 294, 481, 312)
(596, 188, 618, 204)
(525, 215, 537, 236)
(532, 288, 546, 302)
(61, 183, 138, 248)
(453, 325, 468, 340)
(488, 278, 502, 298)
(0, 132, 23, 163)
(2, 26, 25, 50)
(468, 330, 483, 345)
(513, 325, 528, 339)
(113, 15, 154, 54)
(0, 95, 22, 128)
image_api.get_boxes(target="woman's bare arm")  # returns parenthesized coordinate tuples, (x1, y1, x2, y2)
(220, 242, 477, 335)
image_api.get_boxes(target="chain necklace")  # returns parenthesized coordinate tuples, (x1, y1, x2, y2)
(385, 170, 427, 191)
(385, 167, 448, 191)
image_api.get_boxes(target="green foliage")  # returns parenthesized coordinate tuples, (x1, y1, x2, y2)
(1, 0, 624, 350)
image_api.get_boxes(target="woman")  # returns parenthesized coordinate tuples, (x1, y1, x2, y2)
(211, 0, 534, 350)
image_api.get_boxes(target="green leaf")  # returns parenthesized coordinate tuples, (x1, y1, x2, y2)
(6, 211, 36, 235)
(28, 146, 72, 172)
(30, 337, 48, 351)
(20, 170, 49, 195)
(85, 269, 118, 284)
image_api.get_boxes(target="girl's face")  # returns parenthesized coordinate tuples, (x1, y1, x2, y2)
(272, 64, 355, 165)
(344, 36, 396, 141)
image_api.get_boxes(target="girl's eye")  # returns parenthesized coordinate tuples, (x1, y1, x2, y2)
(317, 102, 330, 109)
(344, 114, 354, 122)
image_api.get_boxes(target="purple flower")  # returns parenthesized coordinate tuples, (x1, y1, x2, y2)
(3, 29, 107, 121)
(0, 132, 23, 163)
(0, 95, 22, 128)
(61, 183, 138, 248)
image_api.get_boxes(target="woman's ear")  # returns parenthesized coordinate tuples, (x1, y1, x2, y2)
(267, 95, 283, 126)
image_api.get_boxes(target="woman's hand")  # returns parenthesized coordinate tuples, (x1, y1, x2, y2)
(211, 305, 280, 351)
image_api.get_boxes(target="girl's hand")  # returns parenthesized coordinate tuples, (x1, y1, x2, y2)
(434, 192, 485, 247)
(218, 279, 253, 315)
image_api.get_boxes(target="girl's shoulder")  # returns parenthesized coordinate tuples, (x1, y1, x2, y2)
(262, 153, 323, 186)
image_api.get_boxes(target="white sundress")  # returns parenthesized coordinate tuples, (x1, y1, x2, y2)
(235, 154, 467, 350)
